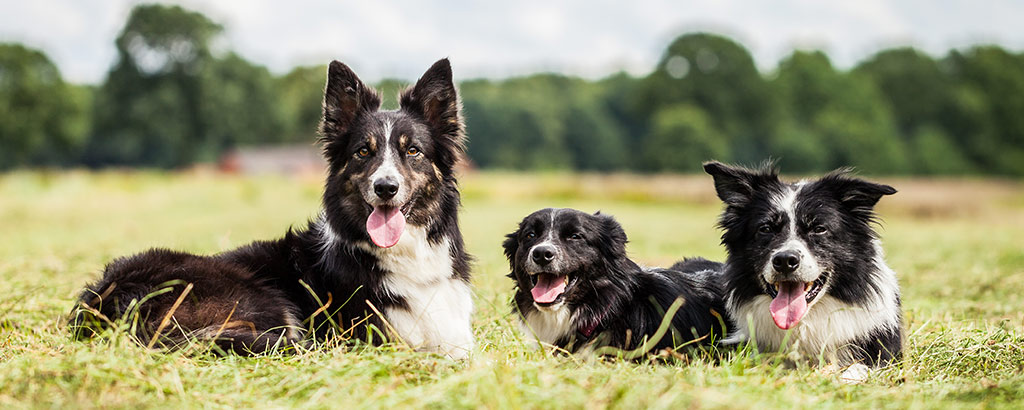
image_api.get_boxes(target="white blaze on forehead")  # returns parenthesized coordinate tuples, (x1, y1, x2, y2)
(767, 183, 802, 243)
(525, 208, 565, 274)
(775, 184, 801, 233)
(546, 208, 557, 242)
(382, 118, 394, 144)
(529, 209, 558, 248)
(764, 183, 822, 283)
(369, 118, 403, 185)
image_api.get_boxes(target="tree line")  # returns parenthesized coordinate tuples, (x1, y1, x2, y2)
(2, 4, 1023, 175)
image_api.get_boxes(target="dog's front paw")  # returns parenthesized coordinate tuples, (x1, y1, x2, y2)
(839, 363, 870, 384)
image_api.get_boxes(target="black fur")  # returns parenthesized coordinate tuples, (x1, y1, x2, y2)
(504, 208, 729, 354)
(70, 59, 471, 354)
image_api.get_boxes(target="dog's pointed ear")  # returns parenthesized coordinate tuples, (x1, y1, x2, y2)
(320, 61, 381, 140)
(703, 161, 778, 208)
(819, 171, 897, 213)
(402, 58, 458, 130)
(401, 58, 464, 170)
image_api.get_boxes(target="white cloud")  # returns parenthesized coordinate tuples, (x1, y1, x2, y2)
(1, 0, 1022, 84)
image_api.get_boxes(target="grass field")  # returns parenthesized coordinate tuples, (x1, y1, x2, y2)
(1, 170, 1023, 409)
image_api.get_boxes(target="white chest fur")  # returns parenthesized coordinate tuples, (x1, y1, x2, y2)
(725, 294, 896, 363)
(724, 250, 901, 364)
(520, 303, 574, 346)
(356, 225, 475, 359)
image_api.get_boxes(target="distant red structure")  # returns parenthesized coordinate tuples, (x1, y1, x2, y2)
(219, 145, 327, 175)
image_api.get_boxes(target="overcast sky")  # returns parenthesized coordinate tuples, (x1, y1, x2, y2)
(2, 0, 1022, 84)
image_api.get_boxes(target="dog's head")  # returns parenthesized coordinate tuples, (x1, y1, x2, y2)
(503, 208, 633, 311)
(318, 59, 464, 248)
(704, 161, 896, 330)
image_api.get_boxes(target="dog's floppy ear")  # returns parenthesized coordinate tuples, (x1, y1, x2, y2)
(502, 227, 521, 274)
(703, 160, 779, 208)
(400, 58, 465, 171)
(594, 212, 628, 260)
(320, 61, 381, 141)
(818, 170, 897, 215)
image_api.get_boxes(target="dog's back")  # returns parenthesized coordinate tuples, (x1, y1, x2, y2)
(70, 248, 302, 353)
(605, 264, 729, 352)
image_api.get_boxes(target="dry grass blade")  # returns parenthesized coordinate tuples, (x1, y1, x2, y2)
(147, 283, 194, 349)
(365, 300, 410, 351)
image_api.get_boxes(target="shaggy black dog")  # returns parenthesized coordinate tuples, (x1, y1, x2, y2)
(504, 208, 729, 354)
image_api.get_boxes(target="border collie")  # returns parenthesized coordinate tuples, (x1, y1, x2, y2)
(70, 59, 475, 359)
(703, 161, 902, 379)
(504, 208, 728, 355)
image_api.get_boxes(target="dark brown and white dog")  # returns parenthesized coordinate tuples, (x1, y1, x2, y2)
(71, 59, 474, 358)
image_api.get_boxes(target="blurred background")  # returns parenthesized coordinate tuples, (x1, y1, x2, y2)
(2, 1, 1024, 175)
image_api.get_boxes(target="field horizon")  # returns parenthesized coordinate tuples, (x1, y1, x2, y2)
(1, 170, 1022, 408)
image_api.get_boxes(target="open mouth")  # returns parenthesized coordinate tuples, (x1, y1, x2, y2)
(529, 272, 574, 307)
(365, 201, 413, 248)
(764, 273, 829, 330)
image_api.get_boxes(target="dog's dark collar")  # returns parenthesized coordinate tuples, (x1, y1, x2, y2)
(575, 307, 610, 343)
(579, 321, 600, 338)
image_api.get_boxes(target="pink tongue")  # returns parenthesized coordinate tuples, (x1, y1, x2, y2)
(530, 274, 567, 304)
(769, 282, 809, 329)
(366, 206, 406, 248)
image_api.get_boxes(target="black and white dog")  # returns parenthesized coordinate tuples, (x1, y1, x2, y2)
(504, 208, 728, 354)
(703, 161, 902, 378)
(71, 59, 475, 358)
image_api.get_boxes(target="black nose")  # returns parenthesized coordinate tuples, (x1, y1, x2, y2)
(772, 251, 801, 273)
(373, 179, 399, 200)
(531, 245, 556, 266)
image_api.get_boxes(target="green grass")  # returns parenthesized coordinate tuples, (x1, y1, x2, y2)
(1, 170, 1023, 409)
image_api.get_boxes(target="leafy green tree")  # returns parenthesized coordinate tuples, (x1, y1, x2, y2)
(772, 50, 908, 173)
(596, 71, 646, 153)
(769, 51, 840, 172)
(642, 104, 728, 172)
(276, 65, 327, 143)
(943, 46, 1024, 175)
(86, 4, 282, 167)
(201, 52, 284, 153)
(910, 126, 975, 175)
(855, 48, 952, 135)
(0, 43, 89, 168)
(462, 92, 569, 169)
(812, 105, 907, 174)
(86, 4, 222, 167)
(767, 122, 830, 173)
(773, 51, 839, 125)
(635, 33, 779, 164)
(461, 74, 622, 170)
(563, 103, 628, 171)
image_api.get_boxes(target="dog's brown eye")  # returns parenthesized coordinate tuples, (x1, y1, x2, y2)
(356, 147, 370, 158)
(568, 233, 583, 240)
(525, 231, 536, 239)
(407, 146, 420, 156)
(758, 224, 773, 234)
(812, 225, 828, 235)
